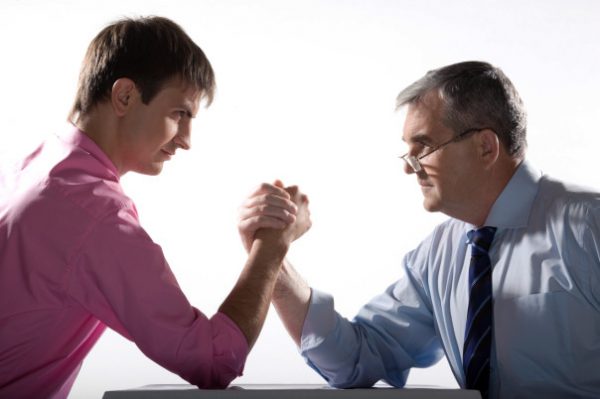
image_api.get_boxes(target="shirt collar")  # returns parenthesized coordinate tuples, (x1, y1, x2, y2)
(57, 126, 120, 181)
(483, 159, 542, 229)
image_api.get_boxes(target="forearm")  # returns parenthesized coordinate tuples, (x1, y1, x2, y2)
(218, 229, 288, 349)
(272, 259, 312, 346)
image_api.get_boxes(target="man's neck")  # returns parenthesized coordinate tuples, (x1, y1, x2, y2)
(453, 157, 522, 227)
(74, 107, 125, 176)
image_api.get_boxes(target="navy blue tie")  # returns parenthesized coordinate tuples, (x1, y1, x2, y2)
(463, 226, 497, 399)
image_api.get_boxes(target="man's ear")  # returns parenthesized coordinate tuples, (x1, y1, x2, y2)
(478, 128, 500, 167)
(111, 78, 137, 116)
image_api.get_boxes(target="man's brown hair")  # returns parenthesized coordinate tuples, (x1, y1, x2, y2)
(69, 16, 215, 122)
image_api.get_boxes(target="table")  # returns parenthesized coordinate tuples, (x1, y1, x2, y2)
(102, 384, 481, 399)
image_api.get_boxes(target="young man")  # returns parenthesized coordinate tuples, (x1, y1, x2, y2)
(0, 16, 310, 398)
(240, 61, 600, 398)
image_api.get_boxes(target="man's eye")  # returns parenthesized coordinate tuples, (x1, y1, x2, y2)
(414, 143, 432, 157)
(173, 110, 187, 120)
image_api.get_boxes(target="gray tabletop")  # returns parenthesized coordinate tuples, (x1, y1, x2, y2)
(103, 384, 481, 399)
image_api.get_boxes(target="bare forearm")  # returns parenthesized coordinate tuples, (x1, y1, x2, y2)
(272, 259, 312, 347)
(219, 230, 288, 349)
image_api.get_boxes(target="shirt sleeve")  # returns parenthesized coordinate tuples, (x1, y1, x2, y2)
(65, 207, 248, 388)
(583, 203, 600, 311)
(299, 251, 444, 388)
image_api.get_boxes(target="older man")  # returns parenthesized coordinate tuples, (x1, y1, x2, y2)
(240, 61, 600, 399)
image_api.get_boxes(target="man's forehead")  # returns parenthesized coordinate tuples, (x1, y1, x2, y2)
(159, 79, 202, 109)
(181, 83, 204, 115)
(409, 91, 444, 114)
(182, 90, 202, 112)
(401, 96, 447, 141)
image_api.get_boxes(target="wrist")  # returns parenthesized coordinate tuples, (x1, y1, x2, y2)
(273, 260, 310, 303)
(245, 229, 289, 279)
(253, 228, 290, 257)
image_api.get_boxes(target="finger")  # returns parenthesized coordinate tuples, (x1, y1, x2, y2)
(285, 185, 299, 198)
(249, 182, 290, 199)
(239, 204, 297, 224)
(285, 185, 310, 206)
(274, 179, 284, 188)
(241, 194, 298, 215)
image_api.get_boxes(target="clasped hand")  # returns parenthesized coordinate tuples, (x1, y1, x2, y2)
(238, 180, 311, 252)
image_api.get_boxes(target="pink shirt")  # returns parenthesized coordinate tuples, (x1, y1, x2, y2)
(0, 128, 248, 398)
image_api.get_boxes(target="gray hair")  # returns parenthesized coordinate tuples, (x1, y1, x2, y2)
(396, 61, 527, 159)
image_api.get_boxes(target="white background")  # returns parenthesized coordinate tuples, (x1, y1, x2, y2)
(1, 0, 599, 397)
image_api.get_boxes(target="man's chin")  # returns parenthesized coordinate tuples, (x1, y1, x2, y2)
(422, 197, 441, 213)
(134, 162, 164, 176)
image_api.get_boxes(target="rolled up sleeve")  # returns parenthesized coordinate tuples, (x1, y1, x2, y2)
(299, 258, 443, 388)
(65, 208, 248, 388)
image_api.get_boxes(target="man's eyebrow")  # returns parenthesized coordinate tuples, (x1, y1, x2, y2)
(180, 103, 196, 118)
(403, 132, 433, 144)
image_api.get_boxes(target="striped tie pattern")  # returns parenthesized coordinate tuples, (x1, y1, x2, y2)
(463, 226, 497, 399)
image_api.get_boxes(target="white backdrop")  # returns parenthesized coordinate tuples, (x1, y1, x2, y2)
(1, 0, 599, 397)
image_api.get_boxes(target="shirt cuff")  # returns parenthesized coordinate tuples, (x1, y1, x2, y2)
(300, 288, 337, 352)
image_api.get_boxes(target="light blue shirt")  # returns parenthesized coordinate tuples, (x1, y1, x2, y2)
(300, 160, 600, 399)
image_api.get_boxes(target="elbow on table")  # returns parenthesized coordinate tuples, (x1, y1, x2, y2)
(182, 362, 241, 389)
(321, 364, 408, 390)
(184, 348, 247, 389)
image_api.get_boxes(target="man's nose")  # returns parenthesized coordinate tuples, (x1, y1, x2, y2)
(403, 161, 415, 175)
(175, 127, 191, 151)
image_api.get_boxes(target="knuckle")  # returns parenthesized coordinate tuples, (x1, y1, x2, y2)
(259, 182, 271, 190)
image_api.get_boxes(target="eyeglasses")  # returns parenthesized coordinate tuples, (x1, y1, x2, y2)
(400, 127, 491, 172)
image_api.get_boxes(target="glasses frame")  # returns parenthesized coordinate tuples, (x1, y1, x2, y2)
(400, 127, 492, 172)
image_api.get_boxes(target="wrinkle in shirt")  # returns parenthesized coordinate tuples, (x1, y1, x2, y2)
(0, 128, 249, 398)
(301, 160, 600, 399)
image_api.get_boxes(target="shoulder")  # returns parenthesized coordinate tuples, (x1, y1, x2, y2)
(533, 175, 600, 255)
(35, 147, 146, 260)
(535, 175, 600, 220)
(539, 174, 600, 202)
(47, 151, 135, 222)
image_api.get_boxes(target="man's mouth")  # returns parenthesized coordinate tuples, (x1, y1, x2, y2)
(160, 149, 174, 160)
